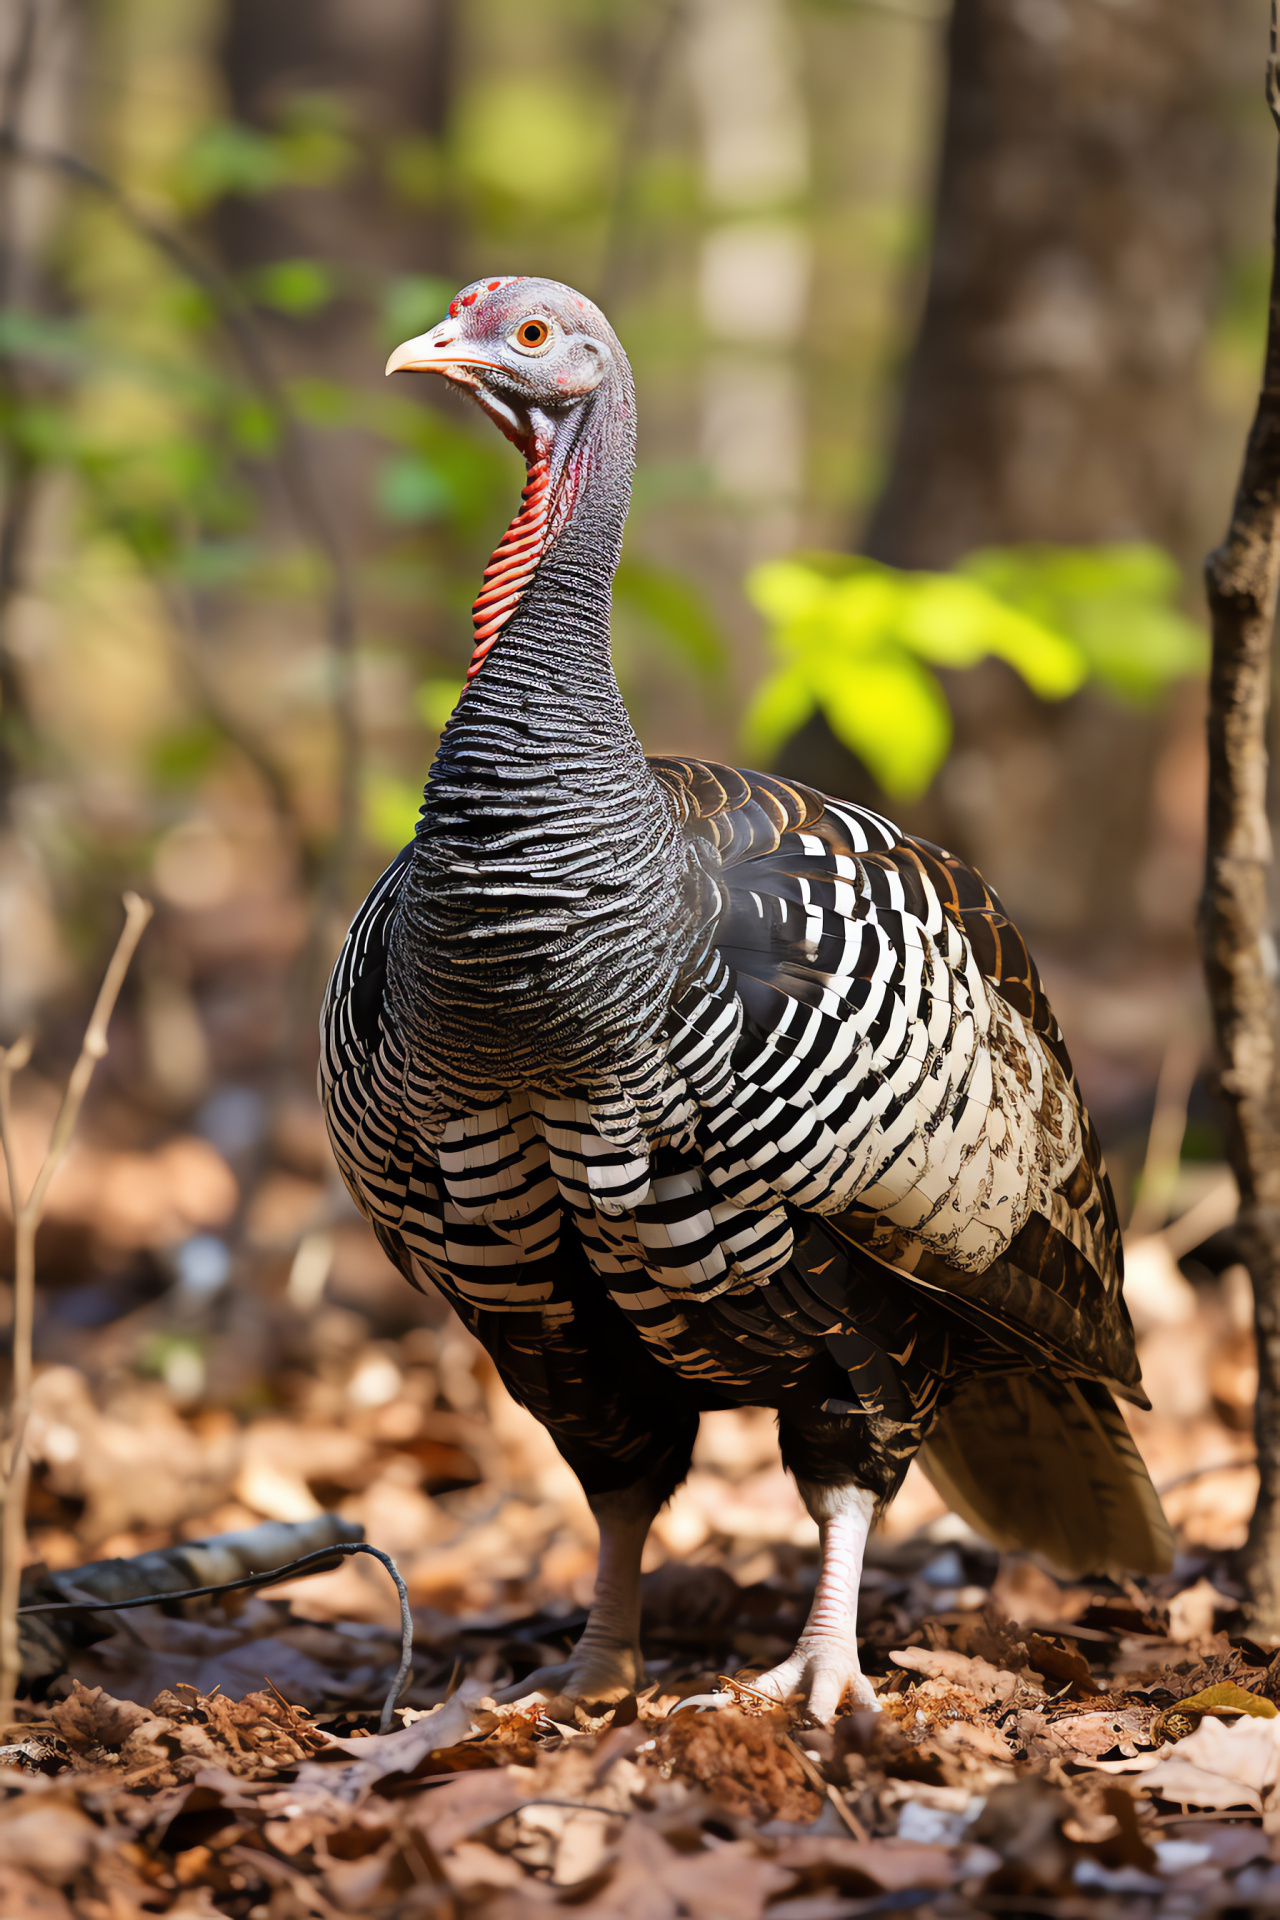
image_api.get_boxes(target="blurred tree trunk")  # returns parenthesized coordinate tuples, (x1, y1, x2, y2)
(779, 0, 1242, 1054)
(864, 0, 1227, 569)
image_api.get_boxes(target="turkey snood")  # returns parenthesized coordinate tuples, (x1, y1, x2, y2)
(384, 284, 706, 1142)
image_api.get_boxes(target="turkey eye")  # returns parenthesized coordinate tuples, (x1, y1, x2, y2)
(510, 318, 551, 353)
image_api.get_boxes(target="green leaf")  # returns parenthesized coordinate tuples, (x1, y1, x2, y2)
(382, 275, 454, 349)
(747, 558, 832, 628)
(174, 123, 286, 207)
(741, 665, 817, 763)
(249, 259, 335, 317)
(899, 577, 1088, 698)
(378, 452, 455, 525)
(416, 679, 462, 731)
(614, 558, 726, 677)
(814, 646, 952, 800)
(821, 570, 912, 660)
(230, 398, 279, 456)
(364, 772, 424, 853)
(147, 721, 222, 789)
(959, 542, 1206, 704)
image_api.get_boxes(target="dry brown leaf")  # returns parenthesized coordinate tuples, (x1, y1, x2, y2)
(49, 1681, 160, 1755)
(888, 1645, 1021, 1704)
(399, 1764, 536, 1855)
(1135, 1714, 1280, 1811)
(1043, 1708, 1153, 1759)
(771, 1833, 961, 1892)
(658, 1706, 821, 1823)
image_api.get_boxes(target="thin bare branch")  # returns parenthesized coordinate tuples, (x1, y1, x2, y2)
(1199, 1, 1280, 1639)
(0, 892, 152, 1721)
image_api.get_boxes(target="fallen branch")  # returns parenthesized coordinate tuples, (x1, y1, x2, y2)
(20, 1539, 414, 1734)
(0, 891, 152, 1719)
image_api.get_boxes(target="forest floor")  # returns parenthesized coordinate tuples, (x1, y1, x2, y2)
(0, 1086, 1272, 1917)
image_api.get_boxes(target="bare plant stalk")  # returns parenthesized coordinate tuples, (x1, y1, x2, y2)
(0, 891, 152, 1719)
(1199, 13, 1280, 1640)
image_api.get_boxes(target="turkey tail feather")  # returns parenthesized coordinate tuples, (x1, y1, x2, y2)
(917, 1374, 1173, 1578)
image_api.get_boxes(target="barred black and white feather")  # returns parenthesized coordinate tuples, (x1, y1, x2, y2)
(321, 275, 1171, 1579)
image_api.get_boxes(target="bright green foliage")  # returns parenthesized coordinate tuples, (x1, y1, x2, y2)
(364, 771, 425, 853)
(745, 546, 1205, 800)
(958, 544, 1208, 703)
(416, 680, 465, 732)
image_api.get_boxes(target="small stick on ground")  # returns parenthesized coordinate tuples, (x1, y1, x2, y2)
(0, 890, 152, 1718)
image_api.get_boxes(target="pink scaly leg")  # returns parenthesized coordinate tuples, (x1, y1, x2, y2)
(752, 1482, 879, 1721)
(498, 1484, 654, 1707)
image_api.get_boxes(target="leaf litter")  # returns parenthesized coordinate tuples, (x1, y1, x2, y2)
(1, 1131, 1276, 1913)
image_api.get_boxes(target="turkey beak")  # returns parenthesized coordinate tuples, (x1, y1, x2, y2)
(385, 327, 503, 382)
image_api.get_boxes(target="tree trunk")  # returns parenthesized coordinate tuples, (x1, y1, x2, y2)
(1201, 65, 1280, 1638)
(864, 0, 1228, 571)
(778, 0, 1243, 1118)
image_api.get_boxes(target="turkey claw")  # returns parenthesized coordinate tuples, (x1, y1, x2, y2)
(495, 1645, 643, 1712)
(749, 1639, 880, 1723)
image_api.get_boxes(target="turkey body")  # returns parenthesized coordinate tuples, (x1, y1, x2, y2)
(321, 275, 1170, 1716)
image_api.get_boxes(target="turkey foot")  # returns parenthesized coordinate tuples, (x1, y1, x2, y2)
(498, 1485, 653, 1710)
(497, 1635, 644, 1711)
(752, 1483, 879, 1723)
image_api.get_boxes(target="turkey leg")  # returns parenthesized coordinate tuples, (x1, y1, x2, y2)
(499, 1482, 657, 1707)
(752, 1482, 879, 1721)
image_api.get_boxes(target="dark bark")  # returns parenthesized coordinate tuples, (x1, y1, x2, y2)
(1201, 63, 1280, 1637)
(865, 0, 1228, 570)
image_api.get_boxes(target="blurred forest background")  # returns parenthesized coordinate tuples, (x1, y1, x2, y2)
(0, 0, 1275, 1642)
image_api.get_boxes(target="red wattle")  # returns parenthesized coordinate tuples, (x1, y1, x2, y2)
(465, 451, 551, 679)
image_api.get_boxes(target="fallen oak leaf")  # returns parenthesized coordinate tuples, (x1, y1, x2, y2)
(48, 1682, 158, 1756)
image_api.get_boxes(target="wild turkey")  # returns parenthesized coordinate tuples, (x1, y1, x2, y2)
(321, 275, 1172, 1720)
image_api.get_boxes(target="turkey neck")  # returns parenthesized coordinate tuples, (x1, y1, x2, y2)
(387, 354, 702, 1122)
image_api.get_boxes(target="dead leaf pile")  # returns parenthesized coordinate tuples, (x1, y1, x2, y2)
(0, 1580, 1279, 1916)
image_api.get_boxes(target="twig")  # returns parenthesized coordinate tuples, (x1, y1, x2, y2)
(0, 890, 152, 1718)
(18, 1539, 413, 1733)
(1199, 0, 1280, 1642)
(779, 1731, 871, 1842)
(1128, 1028, 1202, 1238)
(1157, 1456, 1257, 1496)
